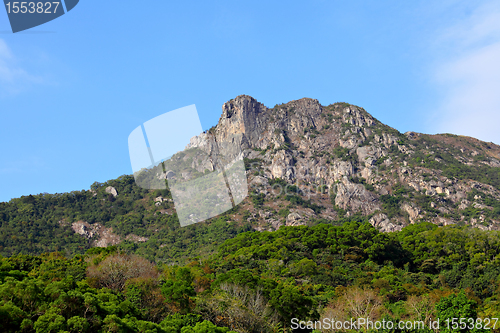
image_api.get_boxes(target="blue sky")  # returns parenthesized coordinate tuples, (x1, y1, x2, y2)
(1, 0, 500, 202)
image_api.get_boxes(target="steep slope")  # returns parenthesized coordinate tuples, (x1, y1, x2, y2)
(194, 95, 500, 232)
(1, 95, 500, 260)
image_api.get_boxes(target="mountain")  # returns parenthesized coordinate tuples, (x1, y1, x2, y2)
(193, 95, 500, 232)
(2, 96, 500, 332)
(1, 95, 500, 260)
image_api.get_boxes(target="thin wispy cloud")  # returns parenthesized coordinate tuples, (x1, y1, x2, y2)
(431, 1, 500, 144)
(0, 39, 43, 96)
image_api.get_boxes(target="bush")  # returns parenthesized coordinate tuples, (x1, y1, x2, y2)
(86, 254, 158, 291)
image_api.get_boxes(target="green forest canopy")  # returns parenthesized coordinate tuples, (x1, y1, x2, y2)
(1, 221, 500, 332)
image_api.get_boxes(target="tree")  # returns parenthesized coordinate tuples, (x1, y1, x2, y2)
(435, 291, 481, 333)
(125, 277, 168, 322)
(86, 254, 158, 291)
(321, 286, 383, 324)
(0, 302, 26, 333)
(66, 316, 90, 333)
(269, 282, 314, 324)
(180, 320, 234, 333)
(33, 309, 67, 333)
(161, 267, 195, 314)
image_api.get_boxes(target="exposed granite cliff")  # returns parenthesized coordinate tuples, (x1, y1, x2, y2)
(186, 95, 500, 232)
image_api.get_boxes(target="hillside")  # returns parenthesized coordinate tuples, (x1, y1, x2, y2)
(2, 95, 500, 332)
(1, 95, 500, 262)
(207, 95, 500, 233)
(2, 222, 500, 332)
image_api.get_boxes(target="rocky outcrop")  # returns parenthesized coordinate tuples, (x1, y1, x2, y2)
(286, 212, 304, 226)
(125, 234, 149, 243)
(334, 179, 380, 215)
(154, 95, 500, 232)
(401, 202, 422, 224)
(71, 221, 147, 247)
(154, 196, 173, 206)
(72, 221, 100, 239)
(105, 186, 118, 197)
(369, 213, 402, 232)
(71, 221, 120, 247)
(94, 227, 121, 248)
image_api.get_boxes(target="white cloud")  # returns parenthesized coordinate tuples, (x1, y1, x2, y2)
(0, 39, 43, 95)
(431, 1, 500, 144)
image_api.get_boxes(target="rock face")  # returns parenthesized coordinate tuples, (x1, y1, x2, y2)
(334, 179, 379, 215)
(369, 213, 402, 233)
(286, 212, 305, 226)
(71, 221, 147, 247)
(58, 93, 500, 254)
(401, 203, 422, 224)
(71, 221, 100, 239)
(110, 94, 500, 234)
(185, 95, 500, 232)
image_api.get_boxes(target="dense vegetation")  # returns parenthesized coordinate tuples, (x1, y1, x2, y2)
(2, 110, 500, 332)
(0, 175, 252, 263)
(1, 221, 500, 332)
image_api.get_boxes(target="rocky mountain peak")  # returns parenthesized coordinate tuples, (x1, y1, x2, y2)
(196, 95, 500, 233)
